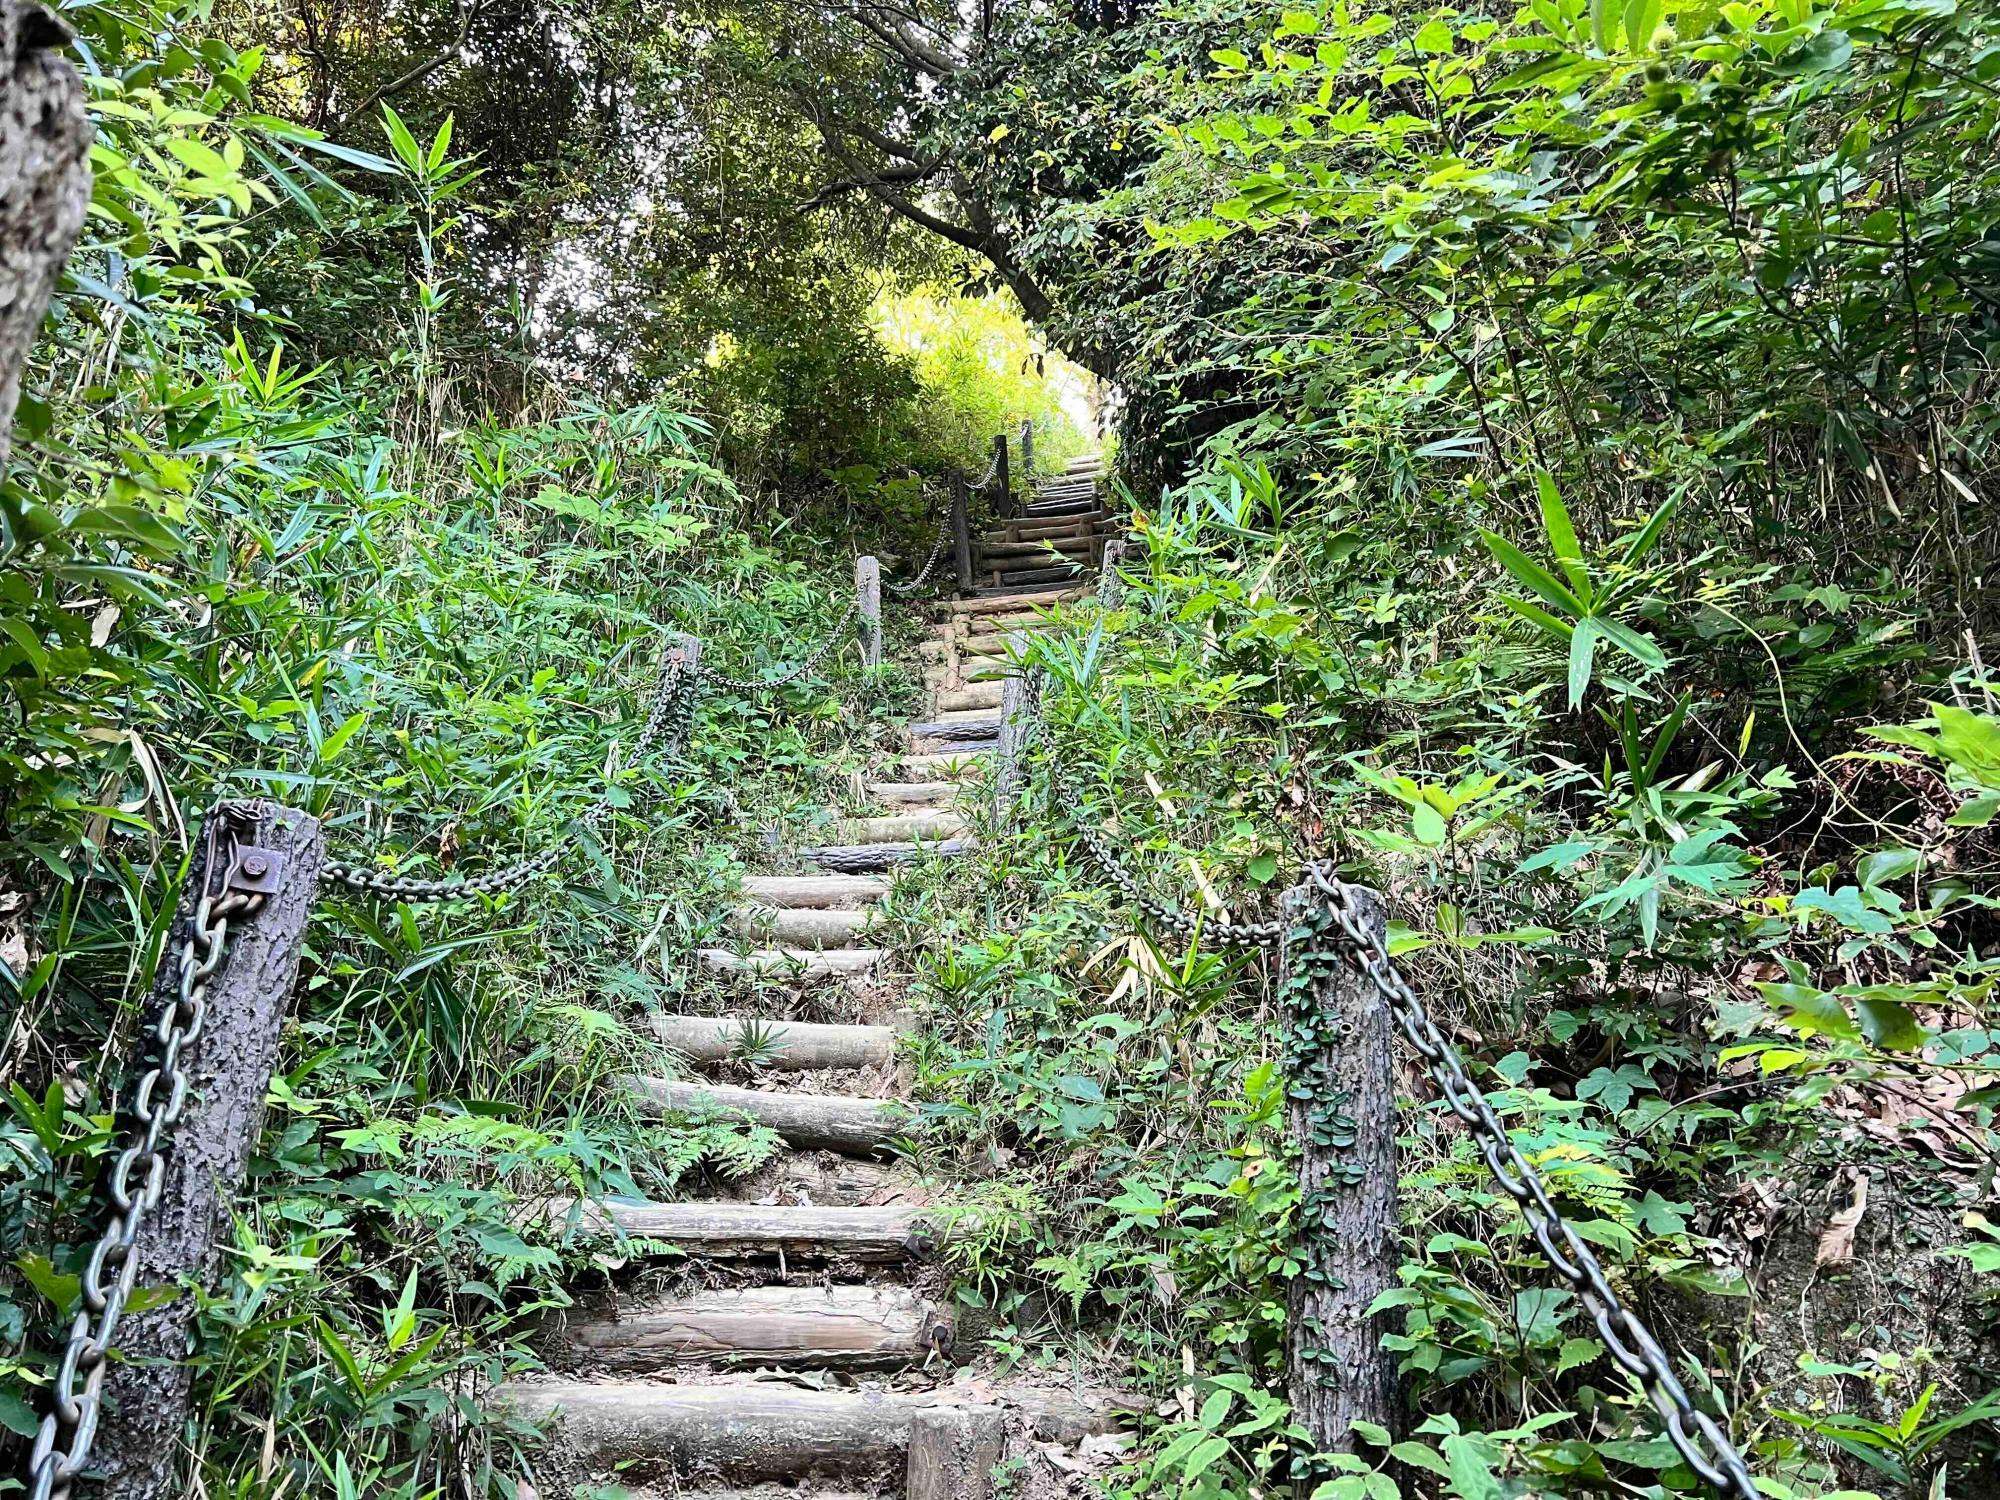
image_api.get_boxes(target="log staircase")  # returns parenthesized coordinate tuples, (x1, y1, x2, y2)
(970, 451, 1112, 597)
(494, 568, 1129, 1497)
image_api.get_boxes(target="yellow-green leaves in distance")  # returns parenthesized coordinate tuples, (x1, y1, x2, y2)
(1592, 0, 1667, 52)
(1480, 471, 1673, 709)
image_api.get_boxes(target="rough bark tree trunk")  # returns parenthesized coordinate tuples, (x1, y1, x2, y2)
(0, 0, 91, 474)
(1280, 877, 1401, 1455)
(95, 803, 325, 1500)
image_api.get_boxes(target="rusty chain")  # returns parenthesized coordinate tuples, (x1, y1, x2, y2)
(319, 645, 697, 902)
(27, 805, 276, 1500)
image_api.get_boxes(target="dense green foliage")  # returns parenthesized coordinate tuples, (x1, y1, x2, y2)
(0, 0, 1073, 1487)
(6, 0, 2000, 1495)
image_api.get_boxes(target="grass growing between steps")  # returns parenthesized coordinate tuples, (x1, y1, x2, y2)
(1, 367, 943, 1495)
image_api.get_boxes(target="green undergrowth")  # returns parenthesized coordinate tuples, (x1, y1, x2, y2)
(0, 7, 984, 1489)
(888, 460, 2000, 1500)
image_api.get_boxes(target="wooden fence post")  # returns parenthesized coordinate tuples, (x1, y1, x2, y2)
(855, 554, 882, 668)
(907, 1404, 1006, 1500)
(992, 431, 1011, 520)
(949, 475, 974, 592)
(1097, 537, 1127, 604)
(1018, 418, 1033, 481)
(95, 800, 325, 1499)
(1278, 875, 1400, 1457)
(992, 631, 1036, 826)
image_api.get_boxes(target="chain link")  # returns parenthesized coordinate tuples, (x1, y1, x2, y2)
(28, 806, 269, 1500)
(1045, 750, 1288, 951)
(1302, 864, 1758, 1498)
(1039, 737, 1758, 1497)
(887, 497, 954, 598)
(319, 647, 697, 903)
(698, 598, 860, 691)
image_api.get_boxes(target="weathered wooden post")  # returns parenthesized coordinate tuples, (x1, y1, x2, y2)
(1097, 537, 1127, 604)
(1018, 418, 1033, 480)
(91, 801, 325, 1499)
(1, 1, 92, 474)
(855, 554, 882, 669)
(907, 1404, 1006, 1500)
(1277, 873, 1399, 1456)
(949, 474, 974, 592)
(992, 631, 1036, 826)
(992, 431, 1011, 520)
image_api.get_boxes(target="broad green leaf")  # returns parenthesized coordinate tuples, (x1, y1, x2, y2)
(1756, 981, 1859, 1041)
(1855, 998, 1927, 1052)
(1481, 531, 1585, 614)
(1567, 617, 1601, 709)
(1536, 470, 1589, 597)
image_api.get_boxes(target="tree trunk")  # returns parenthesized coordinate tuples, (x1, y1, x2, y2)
(95, 803, 325, 1499)
(0, 1, 91, 474)
(1280, 877, 1401, 1456)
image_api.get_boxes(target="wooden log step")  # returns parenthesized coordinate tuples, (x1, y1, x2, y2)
(866, 779, 959, 807)
(959, 656, 1009, 682)
(697, 948, 883, 978)
(738, 874, 888, 909)
(898, 750, 989, 781)
(727, 905, 873, 948)
(624, 1077, 907, 1154)
(802, 838, 973, 871)
(554, 1200, 933, 1260)
(969, 582, 1078, 600)
(488, 1382, 1125, 1479)
(960, 632, 1020, 658)
(999, 511, 1101, 534)
(836, 811, 967, 843)
(978, 541, 1092, 564)
(936, 682, 1002, 712)
(555, 1284, 952, 1372)
(649, 1013, 897, 1070)
(995, 565, 1081, 587)
(962, 609, 1047, 635)
(946, 588, 1086, 615)
(907, 716, 1000, 743)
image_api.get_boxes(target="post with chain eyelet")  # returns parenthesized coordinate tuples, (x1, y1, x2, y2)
(1277, 871, 1400, 1463)
(62, 800, 325, 1500)
(855, 555, 882, 670)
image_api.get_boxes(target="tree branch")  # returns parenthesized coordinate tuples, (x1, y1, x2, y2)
(337, 0, 476, 129)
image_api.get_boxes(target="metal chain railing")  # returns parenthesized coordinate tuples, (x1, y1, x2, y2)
(698, 598, 861, 691)
(28, 805, 273, 1500)
(319, 644, 697, 903)
(1308, 865, 1758, 1499)
(1044, 748, 1289, 951)
(887, 489, 954, 598)
(1043, 751, 1759, 1498)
